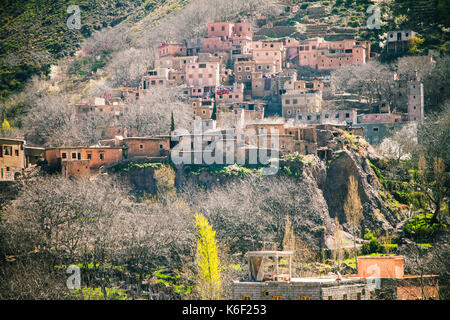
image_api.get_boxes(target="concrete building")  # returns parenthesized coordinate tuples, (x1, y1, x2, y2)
(386, 30, 419, 54)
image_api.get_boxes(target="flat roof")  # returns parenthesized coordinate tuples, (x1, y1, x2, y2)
(246, 251, 293, 256)
(45, 147, 124, 150)
(0, 137, 25, 142)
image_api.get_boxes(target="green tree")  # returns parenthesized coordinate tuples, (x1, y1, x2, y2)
(170, 111, 175, 132)
(194, 213, 222, 300)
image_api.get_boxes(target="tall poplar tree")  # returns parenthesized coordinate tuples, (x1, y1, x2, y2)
(344, 175, 363, 270)
(194, 213, 222, 300)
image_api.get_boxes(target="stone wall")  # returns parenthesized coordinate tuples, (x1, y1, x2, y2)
(232, 279, 374, 300)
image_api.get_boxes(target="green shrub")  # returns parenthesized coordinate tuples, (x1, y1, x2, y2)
(403, 213, 447, 241)
(361, 229, 384, 255)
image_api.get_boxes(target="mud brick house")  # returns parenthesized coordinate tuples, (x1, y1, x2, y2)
(252, 41, 285, 73)
(233, 253, 439, 300)
(45, 147, 124, 178)
(121, 137, 171, 160)
(141, 68, 174, 89)
(207, 22, 253, 39)
(292, 109, 358, 125)
(191, 97, 215, 120)
(158, 43, 187, 58)
(234, 59, 256, 89)
(155, 56, 198, 73)
(105, 88, 140, 105)
(1, 138, 44, 181)
(185, 61, 220, 89)
(215, 83, 244, 104)
(296, 38, 370, 70)
(251, 73, 279, 98)
(282, 91, 322, 118)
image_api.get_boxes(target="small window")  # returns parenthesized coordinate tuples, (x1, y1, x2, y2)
(357, 293, 361, 300)
(72, 153, 77, 159)
(87, 153, 92, 160)
(263, 290, 269, 297)
(343, 294, 348, 300)
(370, 291, 375, 300)
(62, 153, 67, 159)
(346, 113, 350, 118)
(99, 153, 104, 160)
(373, 127, 379, 132)
(242, 296, 251, 300)
(140, 144, 144, 149)
(15, 149, 19, 156)
(328, 296, 332, 300)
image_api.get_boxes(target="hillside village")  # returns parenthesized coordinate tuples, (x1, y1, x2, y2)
(0, 0, 448, 302)
(0, 18, 427, 180)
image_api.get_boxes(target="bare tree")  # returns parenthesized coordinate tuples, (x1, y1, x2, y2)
(376, 123, 418, 164)
(344, 175, 363, 269)
(120, 87, 191, 136)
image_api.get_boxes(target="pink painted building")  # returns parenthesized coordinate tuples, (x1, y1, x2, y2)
(185, 62, 220, 88)
(158, 43, 187, 58)
(207, 22, 253, 39)
(297, 38, 370, 70)
(252, 41, 285, 72)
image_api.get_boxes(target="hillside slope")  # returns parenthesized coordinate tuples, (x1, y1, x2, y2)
(0, 0, 183, 99)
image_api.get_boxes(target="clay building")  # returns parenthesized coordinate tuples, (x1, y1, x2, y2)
(45, 147, 124, 178)
(232, 253, 439, 300)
